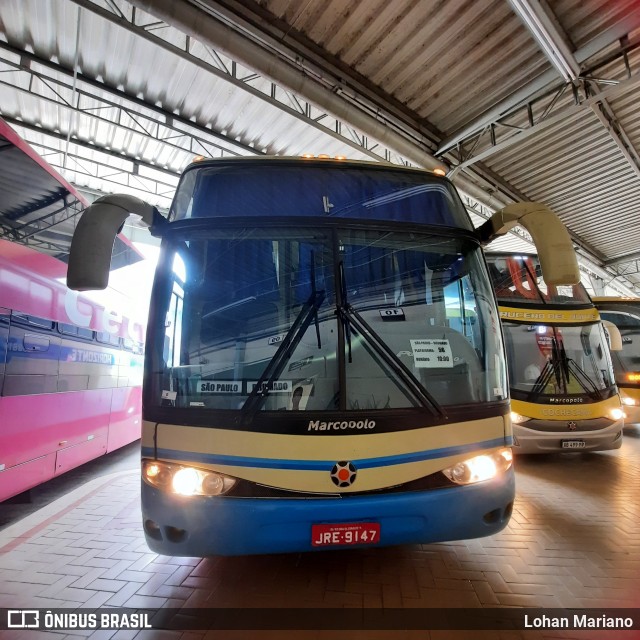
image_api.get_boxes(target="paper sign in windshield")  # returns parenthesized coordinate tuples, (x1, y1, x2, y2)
(410, 339, 453, 368)
(198, 381, 242, 394)
(249, 380, 293, 393)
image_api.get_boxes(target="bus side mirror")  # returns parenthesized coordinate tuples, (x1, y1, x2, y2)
(477, 202, 580, 286)
(602, 320, 623, 351)
(67, 194, 161, 291)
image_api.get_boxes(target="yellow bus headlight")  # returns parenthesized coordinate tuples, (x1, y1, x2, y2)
(510, 411, 530, 424)
(142, 459, 236, 496)
(621, 397, 637, 407)
(609, 408, 625, 421)
(443, 448, 513, 485)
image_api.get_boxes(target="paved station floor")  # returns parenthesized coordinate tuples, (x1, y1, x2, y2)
(1, 428, 639, 640)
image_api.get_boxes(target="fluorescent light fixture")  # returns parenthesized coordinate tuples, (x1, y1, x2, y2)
(509, 0, 580, 83)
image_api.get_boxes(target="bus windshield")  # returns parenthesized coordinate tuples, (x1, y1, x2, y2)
(487, 254, 590, 305)
(148, 225, 506, 418)
(598, 308, 640, 384)
(502, 322, 615, 400)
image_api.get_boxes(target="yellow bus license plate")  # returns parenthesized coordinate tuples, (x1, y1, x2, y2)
(562, 440, 586, 448)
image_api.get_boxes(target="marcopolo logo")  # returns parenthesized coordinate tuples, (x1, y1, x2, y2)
(308, 419, 376, 432)
(330, 461, 357, 487)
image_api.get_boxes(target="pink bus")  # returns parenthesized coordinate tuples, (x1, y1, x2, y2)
(0, 119, 145, 502)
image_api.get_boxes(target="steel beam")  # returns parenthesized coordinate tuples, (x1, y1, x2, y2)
(604, 250, 640, 267)
(70, 0, 410, 164)
(451, 71, 640, 171)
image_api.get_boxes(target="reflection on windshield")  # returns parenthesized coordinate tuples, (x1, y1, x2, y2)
(487, 254, 590, 305)
(148, 227, 507, 416)
(335, 259, 444, 417)
(598, 310, 640, 385)
(503, 323, 615, 400)
(241, 257, 326, 421)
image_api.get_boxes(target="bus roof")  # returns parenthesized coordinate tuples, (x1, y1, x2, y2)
(184, 154, 446, 175)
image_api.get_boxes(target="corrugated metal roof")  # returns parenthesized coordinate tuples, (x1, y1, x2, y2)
(0, 0, 639, 293)
(259, 0, 554, 135)
(553, 0, 639, 48)
(487, 109, 640, 257)
(0, 0, 373, 184)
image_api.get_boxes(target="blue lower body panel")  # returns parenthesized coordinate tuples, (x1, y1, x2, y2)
(141, 469, 515, 556)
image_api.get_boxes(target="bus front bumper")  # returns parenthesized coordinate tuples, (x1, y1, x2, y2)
(141, 469, 515, 557)
(512, 419, 623, 454)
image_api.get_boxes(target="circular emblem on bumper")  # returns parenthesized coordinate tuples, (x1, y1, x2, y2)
(330, 461, 357, 487)
(567, 421, 577, 431)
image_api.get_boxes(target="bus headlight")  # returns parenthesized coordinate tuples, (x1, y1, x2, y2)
(510, 411, 530, 424)
(442, 448, 513, 485)
(142, 459, 236, 496)
(621, 397, 637, 407)
(609, 408, 625, 421)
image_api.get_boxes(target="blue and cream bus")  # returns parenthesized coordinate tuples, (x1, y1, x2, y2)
(67, 157, 579, 555)
(487, 254, 624, 453)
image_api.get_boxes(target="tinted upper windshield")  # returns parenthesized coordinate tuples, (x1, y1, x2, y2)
(503, 322, 615, 400)
(487, 254, 590, 305)
(147, 226, 506, 416)
(169, 162, 472, 230)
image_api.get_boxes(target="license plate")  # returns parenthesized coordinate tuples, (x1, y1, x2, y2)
(562, 440, 586, 449)
(311, 522, 380, 547)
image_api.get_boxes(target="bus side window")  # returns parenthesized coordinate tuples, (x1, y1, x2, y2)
(12, 313, 54, 330)
(58, 322, 78, 336)
(5, 311, 60, 396)
(77, 327, 94, 341)
(97, 331, 120, 347)
(0, 307, 9, 396)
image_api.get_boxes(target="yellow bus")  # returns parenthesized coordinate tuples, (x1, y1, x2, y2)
(487, 254, 624, 454)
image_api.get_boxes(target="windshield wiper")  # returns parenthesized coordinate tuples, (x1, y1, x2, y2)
(558, 337, 604, 399)
(529, 359, 557, 399)
(336, 261, 446, 418)
(528, 332, 568, 399)
(241, 254, 325, 423)
(565, 359, 603, 398)
(522, 259, 546, 304)
(528, 333, 604, 401)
